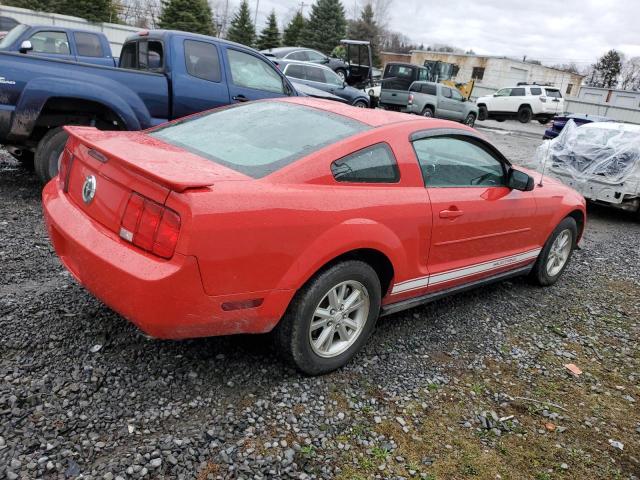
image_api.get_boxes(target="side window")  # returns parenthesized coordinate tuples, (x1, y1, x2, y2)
(422, 83, 437, 95)
(442, 87, 453, 98)
(412, 136, 506, 187)
(417, 68, 428, 81)
(138, 40, 163, 71)
(185, 40, 221, 82)
(494, 88, 511, 97)
(305, 50, 325, 62)
(409, 82, 421, 92)
(510, 87, 526, 96)
(119, 42, 137, 68)
(546, 89, 562, 98)
(530, 87, 542, 95)
(450, 89, 463, 101)
(287, 50, 308, 61)
(321, 68, 342, 86)
(74, 32, 104, 57)
(29, 31, 70, 55)
(305, 65, 325, 83)
(227, 49, 284, 93)
(331, 143, 400, 183)
(284, 63, 306, 80)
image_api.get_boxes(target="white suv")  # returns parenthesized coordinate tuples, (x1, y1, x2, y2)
(476, 84, 564, 124)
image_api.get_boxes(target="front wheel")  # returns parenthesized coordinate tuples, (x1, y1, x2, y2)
(335, 69, 347, 82)
(530, 217, 577, 286)
(274, 260, 381, 375)
(34, 127, 69, 185)
(463, 112, 476, 127)
(352, 99, 368, 108)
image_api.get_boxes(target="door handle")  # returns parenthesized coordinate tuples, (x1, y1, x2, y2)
(439, 208, 464, 219)
(232, 95, 249, 102)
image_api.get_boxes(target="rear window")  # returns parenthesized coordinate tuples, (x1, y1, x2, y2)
(150, 102, 369, 178)
(530, 87, 542, 95)
(384, 64, 417, 90)
(510, 87, 525, 96)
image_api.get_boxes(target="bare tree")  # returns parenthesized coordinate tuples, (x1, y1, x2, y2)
(620, 56, 640, 91)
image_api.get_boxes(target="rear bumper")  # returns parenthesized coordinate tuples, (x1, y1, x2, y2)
(42, 181, 293, 339)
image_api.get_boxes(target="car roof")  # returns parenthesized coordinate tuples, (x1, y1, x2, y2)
(261, 46, 310, 55)
(280, 59, 334, 72)
(279, 97, 469, 130)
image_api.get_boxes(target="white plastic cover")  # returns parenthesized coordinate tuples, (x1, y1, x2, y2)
(526, 120, 640, 185)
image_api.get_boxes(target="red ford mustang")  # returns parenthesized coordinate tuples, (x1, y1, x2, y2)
(43, 98, 586, 374)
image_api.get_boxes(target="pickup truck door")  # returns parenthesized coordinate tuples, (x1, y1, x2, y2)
(437, 86, 459, 119)
(171, 38, 231, 118)
(447, 89, 466, 120)
(23, 29, 76, 62)
(412, 134, 539, 293)
(223, 46, 290, 103)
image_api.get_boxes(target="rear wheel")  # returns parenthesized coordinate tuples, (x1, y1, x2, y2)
(530, 217, 577, 286)
(34, 127, 69, 185)
(463, 112, 476, 127)
(478, 105, 488, 121)
(422, 106, 435, 118)
(517, 106, 533, 123)
(274, 260, 381, 375)
(352, 99, 368, 108)
(335, 69, 347, 82)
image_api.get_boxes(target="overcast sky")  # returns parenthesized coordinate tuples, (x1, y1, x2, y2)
(244, 0, 639, 65)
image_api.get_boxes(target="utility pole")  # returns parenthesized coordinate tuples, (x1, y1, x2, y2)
(298, 1, 307, 15)
(254, 0, 259, 28)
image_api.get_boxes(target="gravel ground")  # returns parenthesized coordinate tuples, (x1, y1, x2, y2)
(0, 127, 639, 480)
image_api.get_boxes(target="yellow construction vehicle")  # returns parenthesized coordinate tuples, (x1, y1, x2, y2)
(423, 60, 475, 100)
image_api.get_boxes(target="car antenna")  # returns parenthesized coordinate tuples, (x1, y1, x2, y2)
(538, 136, 553, 187)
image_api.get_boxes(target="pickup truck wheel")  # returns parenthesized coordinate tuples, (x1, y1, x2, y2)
(478, 105, 488, 121)
(517, 106, 533, 123)
(530, 217, 577, 286)
(274, 260, 381, 375)
(34, 127, 69, 185)
(422, 106, 435, 117)
(463, 113, 476, 127)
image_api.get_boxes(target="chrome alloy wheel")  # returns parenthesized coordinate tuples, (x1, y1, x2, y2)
(546, 229, 572, 277)
(308, 280, 370, 358)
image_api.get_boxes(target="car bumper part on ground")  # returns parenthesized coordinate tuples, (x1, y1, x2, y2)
(42, 181, 293, 339)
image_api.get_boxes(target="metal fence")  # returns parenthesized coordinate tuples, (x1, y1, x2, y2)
(563, 98, 640, 124)
(0, 5, 141, 56)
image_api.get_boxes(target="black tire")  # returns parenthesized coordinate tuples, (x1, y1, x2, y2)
(335, 68, 347, 82)
(538, 117, 551, 125)
(517, 106, 533, 123)
(274, 260, 381, 375)
(496, 118, 506, 122)
(352, 99, 368, 108)
(529, 217, 577, 286)
(463, 112, 476, 127)
(34, 127, 69, 185)
(477, 105, 488, 121)
(422, 106, 435, 117)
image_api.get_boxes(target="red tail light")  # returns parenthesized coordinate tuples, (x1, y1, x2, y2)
(58, 149, 73, 192)
(408, 94, 414, 105)
(119, 193, 181, 259)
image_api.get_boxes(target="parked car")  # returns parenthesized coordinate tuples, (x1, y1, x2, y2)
(405, 81, 478, 126)
(533, 120, 640, 217)
(278, 59, 370, 107)
(289, 80, 349, 104)
(261, 46, 348, 81)
(0, 29, 299, 183)
(543, 113, 613, 139)
(378, 62, 429, 111)
(43, 97, 586, 375)
(0, 24, 116, 66)
(476, 84, 564, 123)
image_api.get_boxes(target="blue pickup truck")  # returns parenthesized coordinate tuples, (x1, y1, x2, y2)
(0, 29, 300, 183)
(0, 24, 116, 66)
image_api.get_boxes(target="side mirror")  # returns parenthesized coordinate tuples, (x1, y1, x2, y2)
(322, 57, 330, 64)
(19, 40, 33, 54)
(342, 81, 347, 88)
(508, 168, 534, 191)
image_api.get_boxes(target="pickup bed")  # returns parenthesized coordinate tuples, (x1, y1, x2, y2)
(0, 29, 298, 183)
(0, 24, 116, 66)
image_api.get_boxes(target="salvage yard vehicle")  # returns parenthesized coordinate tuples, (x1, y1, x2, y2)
(277, 59, 370, 107)
(532, 120, 640, 217)
(0, 24, 117, 66)
(405, 81, 478, 126)
(476, 84, 564, 123)
(261, 46, 348, 81)
(42, 98, 586, 375)
(379, 62, 430, 111)
(0, 29, 298, 184)
(543, 113, 612, 140)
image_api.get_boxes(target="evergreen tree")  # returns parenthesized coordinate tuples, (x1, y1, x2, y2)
(301, 0, 346, 54)
(591, 49, 623, 88)
(347, 3, 380, 64)
(159, 0, 215, 35)
(257, 10, 280, 50)
(4, 0, 118, 23)
(282, 11, 305, 46)
(226, 0, 255, 47)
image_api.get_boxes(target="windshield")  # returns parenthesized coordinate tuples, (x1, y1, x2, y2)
(0, 24, 28, 49)
(150, 101, 369, 178)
